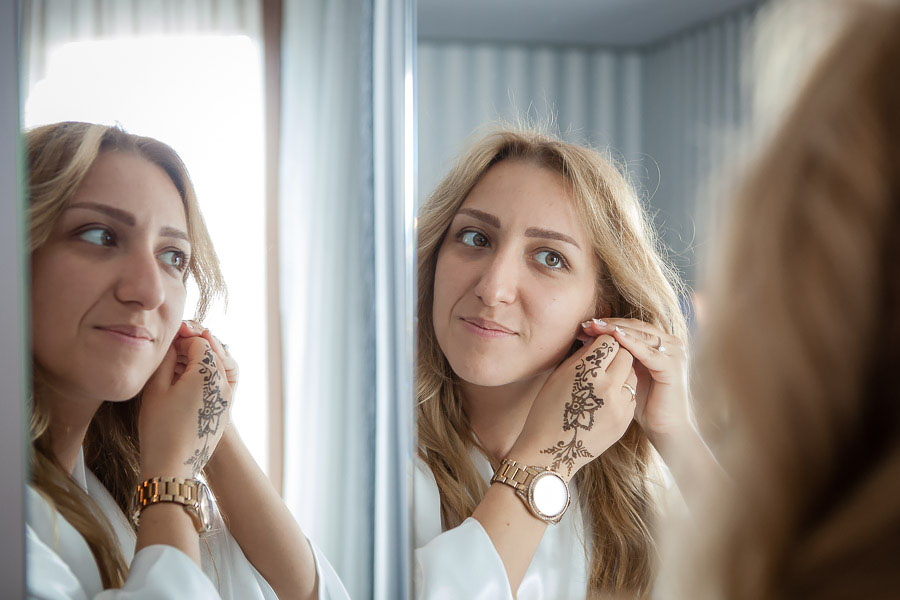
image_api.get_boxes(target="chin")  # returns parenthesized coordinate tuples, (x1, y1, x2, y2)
(447, 356, 524, 388)
(77, 359, 158, 402)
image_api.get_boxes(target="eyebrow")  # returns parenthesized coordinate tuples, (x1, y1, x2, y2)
(67, 201, 134, 226)
(456, 208, 500, 228)
(525, 227, 580, 249)
(456, 207, 581, 249)
(66, 201, 190, 242)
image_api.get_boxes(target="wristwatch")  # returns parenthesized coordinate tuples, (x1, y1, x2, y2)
(491, 458, 570, 524)
(131, 476, 214, 533)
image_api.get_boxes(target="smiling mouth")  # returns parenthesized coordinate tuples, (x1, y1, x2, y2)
(96, 325, 154, 342)
(461, 317, 517, 337)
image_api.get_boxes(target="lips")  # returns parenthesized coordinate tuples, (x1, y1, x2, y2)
(461, 317, 517, 335)
(95, 324, 154, 341)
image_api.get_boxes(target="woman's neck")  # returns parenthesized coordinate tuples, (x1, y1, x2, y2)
(460, 371, 551, 465)
(41, 383, 103, 474)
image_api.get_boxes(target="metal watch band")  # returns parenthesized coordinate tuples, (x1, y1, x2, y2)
(132, 476, 205, 531)
(491, 458, 569, 524)
(491, 458, 541, 490)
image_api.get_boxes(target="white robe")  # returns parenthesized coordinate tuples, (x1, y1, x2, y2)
(26, 450, 349, 600)
(414, 449, 591, 600)
(415, 447, 686, 600)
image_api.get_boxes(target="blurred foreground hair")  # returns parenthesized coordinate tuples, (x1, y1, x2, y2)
(684, 1, 900, 598)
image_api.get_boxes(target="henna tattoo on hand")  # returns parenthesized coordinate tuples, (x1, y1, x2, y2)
(541, 341, 615, 476)
(184, 348, 228, 475)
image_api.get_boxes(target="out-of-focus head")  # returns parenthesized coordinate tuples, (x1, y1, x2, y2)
(688, 1, 900, 597)
(26, 122, 224, 403)
(418, 128, 686, 388)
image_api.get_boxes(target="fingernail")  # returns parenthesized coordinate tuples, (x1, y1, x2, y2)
(593, 318, 607, 327)
(581, 320, 592, 328)
(615, 326, 627, 336)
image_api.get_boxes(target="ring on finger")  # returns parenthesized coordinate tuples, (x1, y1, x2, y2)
(622, 383, 637, 402)
(653, 335, 666, 353)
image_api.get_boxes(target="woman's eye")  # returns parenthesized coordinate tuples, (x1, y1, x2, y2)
(78, 227, 115, 247)
(460, 230, 489, 247)
(160, 249, 188, 271)
(535, 250, 565, 270)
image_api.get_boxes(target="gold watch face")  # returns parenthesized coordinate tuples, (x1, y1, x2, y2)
(528, 470, 569, 521)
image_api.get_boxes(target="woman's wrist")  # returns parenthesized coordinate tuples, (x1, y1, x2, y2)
(204, 423, 239, 478)
(139, 464, 195, 481)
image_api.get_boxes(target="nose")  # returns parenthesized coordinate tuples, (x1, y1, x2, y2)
(113, 249, 166, 310)
(473, 248, 519, 306)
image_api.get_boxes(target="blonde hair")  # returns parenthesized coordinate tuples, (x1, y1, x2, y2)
(686, 1, 900, 598)
(26, 122, 226, 588)
(417, 128, 688, 597)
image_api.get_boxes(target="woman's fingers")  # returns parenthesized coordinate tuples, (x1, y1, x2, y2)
(571, 333, 620, 372)
(611, 326, 671, 372)
(173, 334, 217, 374)
(605, 344, 634, 383)
(582, 317, 679, 348)
(146, 343, 178, 393)
(620, 370, 639, 404)
(200, 329, 239, 387)
(175, 320, 238, 388)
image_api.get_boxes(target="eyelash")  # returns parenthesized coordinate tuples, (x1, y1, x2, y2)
(75, 226, 190, 273)
(455, 228, 570, 271)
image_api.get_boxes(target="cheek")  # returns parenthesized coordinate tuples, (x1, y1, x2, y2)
(31, 252, 90, 340)
(160, 280, 188, 336)
(432, 247, 459, 321)
(528, 282, 596, 348)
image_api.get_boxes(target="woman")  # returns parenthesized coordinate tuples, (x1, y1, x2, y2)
(25, 121, 347, 599)
(414, 129, 719, 598)
(675, 1, 900, 597)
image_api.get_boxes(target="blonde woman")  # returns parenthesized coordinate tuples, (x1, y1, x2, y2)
(414, 129, 719, 598)
(25, 122, 347, 599)
(676, 1, 900, 598)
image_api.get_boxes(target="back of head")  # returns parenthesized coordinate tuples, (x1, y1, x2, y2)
(689, 1, 900, 597)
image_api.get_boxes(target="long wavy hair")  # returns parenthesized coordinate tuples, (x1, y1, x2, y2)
(26, 121, 225, 588)
(684, 1, 900, 598)
(417, 128, 688, 597)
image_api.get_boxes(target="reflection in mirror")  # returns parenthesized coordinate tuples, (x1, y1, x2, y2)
(413, 1, 763, 598)
(20, 0, 414, 598)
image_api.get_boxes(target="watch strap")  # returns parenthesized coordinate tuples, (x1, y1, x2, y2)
(491, 458, 541, 491)
(132, 476, 207, 532)
(491, 458, 567, 524)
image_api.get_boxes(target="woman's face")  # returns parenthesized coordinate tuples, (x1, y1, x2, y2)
(433, 159, 600, 387)
(31, 150, 190, 403)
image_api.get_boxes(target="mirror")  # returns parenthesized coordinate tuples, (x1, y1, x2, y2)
(413, 0, 760, 597)
(12, 0, 414, 598)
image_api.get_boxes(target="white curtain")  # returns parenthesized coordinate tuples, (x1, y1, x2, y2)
(417, 41, 642, 205)
(278, 0, 413, 597)
(418, 4, 761, 287)
(640, 8, 756, 285)
(23, 0, 260, 92)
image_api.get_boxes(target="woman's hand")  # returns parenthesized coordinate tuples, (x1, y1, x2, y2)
(508, 333, 638, 480)
(139, 321, 237, 479)
(581, 318, 691, 444)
